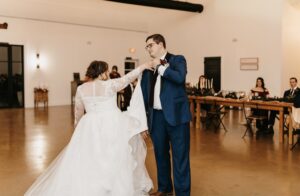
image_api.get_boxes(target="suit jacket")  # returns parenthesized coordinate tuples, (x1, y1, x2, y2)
(292, 88, 300, 108)
(283, 87, 300, 108)
(141, 53, 191, 131)
(283, 87, 300, 98)
(123, 84, 133, 110)
(283, 87, 300, 103)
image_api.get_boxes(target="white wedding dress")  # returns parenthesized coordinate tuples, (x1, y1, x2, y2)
(24, 67, 153, 196)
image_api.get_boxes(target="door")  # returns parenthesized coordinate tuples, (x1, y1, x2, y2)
(204, 57, 221, 93)
(0, 43, 24, 108)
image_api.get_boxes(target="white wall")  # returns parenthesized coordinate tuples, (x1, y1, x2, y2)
(282, 0, 300, 90)
(152, 0, 283, 95)
(0, 16, 147, 107)
(0, 0, 285, 107)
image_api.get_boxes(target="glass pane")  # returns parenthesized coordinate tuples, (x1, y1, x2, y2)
(12, 62, 22, 75)
(17, 91, 23, 106)
(11, 46, 22, 62)
(0, 47, 8, 61)
(0, 62, 8, 74)
(12, 46, 24, 107)
(11, 74, 23, 107)
(12, 66, 23, 107)
(0, 62, 9, 107)
(12, 84, 23, 107)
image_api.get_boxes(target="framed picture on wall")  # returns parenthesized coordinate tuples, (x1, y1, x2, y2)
(240, 57, 259, 70)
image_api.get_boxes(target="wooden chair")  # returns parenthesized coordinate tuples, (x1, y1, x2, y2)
(34, 88, 48, 108)
(242, 103, 268, 138)
(275, 113, 289, 135)
(205, 101, 228, 132)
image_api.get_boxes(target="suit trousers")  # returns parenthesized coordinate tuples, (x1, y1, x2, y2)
(151, 109, 191, 196)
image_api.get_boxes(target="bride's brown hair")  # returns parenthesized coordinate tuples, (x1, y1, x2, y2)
(85, 60, 108, 79)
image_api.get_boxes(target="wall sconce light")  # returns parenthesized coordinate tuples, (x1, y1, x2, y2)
(36, 53, 40, 69)
(129, 48, 136, 54)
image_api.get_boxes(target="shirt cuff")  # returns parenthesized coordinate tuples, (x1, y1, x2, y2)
(158, 66, 167, 76)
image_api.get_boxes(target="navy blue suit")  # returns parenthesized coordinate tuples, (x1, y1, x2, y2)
(293, 88, 300, 108)
(141, 53, 191, 196)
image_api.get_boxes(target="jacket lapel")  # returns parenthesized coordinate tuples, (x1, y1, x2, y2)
(160, 52, 173, 94)
(165, 52, 172, 63)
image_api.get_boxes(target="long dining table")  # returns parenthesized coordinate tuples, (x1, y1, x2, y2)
(188, 96, 294, 144)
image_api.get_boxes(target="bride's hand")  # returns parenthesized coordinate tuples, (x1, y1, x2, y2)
(141, 130, 149, 140)
(152, 58, 161, 67)
(140, 61, 155, 71)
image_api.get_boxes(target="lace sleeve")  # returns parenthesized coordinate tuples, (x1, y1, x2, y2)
(110, 67, 143, 92)
(74, 87, 85, 126)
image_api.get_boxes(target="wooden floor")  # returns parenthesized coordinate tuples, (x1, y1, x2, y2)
(1, 106, 300, 196)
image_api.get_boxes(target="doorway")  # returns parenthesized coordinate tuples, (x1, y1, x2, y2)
(0, 43, 24, 108)
(204, 57, 221, 93)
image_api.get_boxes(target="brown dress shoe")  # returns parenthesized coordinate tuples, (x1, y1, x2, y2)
(150, 191, 173, 196)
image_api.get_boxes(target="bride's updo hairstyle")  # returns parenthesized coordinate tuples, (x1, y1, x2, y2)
(85, 60, 109, 79)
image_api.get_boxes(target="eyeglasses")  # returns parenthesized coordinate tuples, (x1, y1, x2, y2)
(145, 42, 156, 50)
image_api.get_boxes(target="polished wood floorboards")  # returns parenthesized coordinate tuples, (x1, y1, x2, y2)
(1, 106, 300, 196)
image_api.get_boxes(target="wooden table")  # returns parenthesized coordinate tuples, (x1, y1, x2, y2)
(34, 89, 48, 108)
(189, 96, 294, 144)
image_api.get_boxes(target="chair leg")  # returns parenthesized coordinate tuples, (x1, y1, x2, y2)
(215, 115, 228, 132)
(290, 138, 299, 150)
(242, 120, 252, 138)
(219, 114, 228, 132)
(220, 121, 228, 132)
(242, 129, 247, 138)
(242, 126, 249, 138)
(205, 114, 214, 129)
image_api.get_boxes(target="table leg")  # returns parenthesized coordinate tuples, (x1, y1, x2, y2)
(189, 99, 195, 127)
(279, 110, 284, 143)
(196, 101, 201, 129)
(288, 108, 293, 145)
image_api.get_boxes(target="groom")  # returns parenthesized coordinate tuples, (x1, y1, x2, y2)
(141, 34, 191, 196)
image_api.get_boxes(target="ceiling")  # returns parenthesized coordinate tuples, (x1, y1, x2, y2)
(0, 0, 206, 32)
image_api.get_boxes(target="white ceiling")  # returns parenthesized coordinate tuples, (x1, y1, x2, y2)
(0, 0, 206, 32)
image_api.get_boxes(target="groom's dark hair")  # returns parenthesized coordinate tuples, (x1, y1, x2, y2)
(146, 34, 166, 48)
(86, 60, 108, 79)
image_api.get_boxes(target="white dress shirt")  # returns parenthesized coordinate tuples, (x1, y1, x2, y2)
(153, 53, 168, 110)
(291, 87, 297, 96)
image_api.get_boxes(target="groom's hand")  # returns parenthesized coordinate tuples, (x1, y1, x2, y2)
(141, 130, 149, 140)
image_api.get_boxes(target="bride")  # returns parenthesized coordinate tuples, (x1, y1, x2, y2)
(25, 60, 154, 196)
